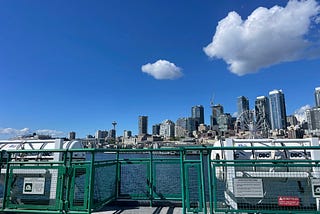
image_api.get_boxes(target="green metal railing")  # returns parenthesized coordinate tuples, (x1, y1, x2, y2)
(0, 143, 320, 213)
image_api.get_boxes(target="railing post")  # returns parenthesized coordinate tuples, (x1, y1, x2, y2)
(0, 150, 4, 211)
(2, 152, 11, 210)
(59, 150, 68, 213)
(200, 150, 207, 214)
(63, 150, 73, 212)
(225, 138, 237, 210)
(207, 149, 214, 214)
(311, 137, 320, 211)
(149, 151, 153, 207)
(87, 150, 95, 214)
(115, 150, 120, 199)
(180, 148, 186, 214)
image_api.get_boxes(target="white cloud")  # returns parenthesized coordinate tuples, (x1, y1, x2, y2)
(204, 0, 320, 75)
(0, 128, 65, 139)
(141, 60, 183, 80)
(0, 128, 30, 136)
(294, 104, 311, 122)
(232, 112, 238, 118)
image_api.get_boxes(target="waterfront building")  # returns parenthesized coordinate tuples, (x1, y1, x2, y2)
(306, 107, 320, 131)
(211, 104, 224, 129)
(109, 129, 116, 139)
(152, 124, 161, 135)
(191, 105, 204, 128)
(175, 118, 188, 137)
(123, 130, 132, 138)
(186, 117, 196, 136)
(315, 87, 320, 107)
(269, 89, 287, 130)
(159, 120, 175, 139)
(138, 116, 148, 135)
(95, 130, 108, 139)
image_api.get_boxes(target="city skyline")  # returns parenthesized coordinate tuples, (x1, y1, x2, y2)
(1, 0, 320, 139)
(4, 86, 320, 139)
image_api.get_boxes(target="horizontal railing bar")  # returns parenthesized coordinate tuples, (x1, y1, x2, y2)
(211, 159, 320, 163)
(2, 145, 320, 154)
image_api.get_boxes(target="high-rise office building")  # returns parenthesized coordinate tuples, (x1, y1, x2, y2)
(160, 120, 175, 139)
(211, 104, 224, 127)
(69, 131, 76, 140)
(138, 116, 148, 135)
(306, 107, 320, 131)
(237, 96, 249, 116)
(255, 96, 270, 125)
(152, 124, 161, 135)
(123, 130, 132, 138)
(109, 129, 116, 139)
(191, 105, 204, 127)
(315, 87, 320, 107)
(269, 89, 287, 130)
(186, 117, 196, 136)
(175, 117, 188, 137)
(217, 113, 232, 132)
(255, 96, 270, 137)
(237, 96, 250, 130)
(95, 130, 108, 139)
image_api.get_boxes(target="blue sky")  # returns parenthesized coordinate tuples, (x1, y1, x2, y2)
(1, 0, 320, 139)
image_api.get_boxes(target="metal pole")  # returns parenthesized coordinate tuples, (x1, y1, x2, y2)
(115, 150, 120, 199)
(207, 150, 214, 214)
(180, 148, 186, 214)
(149, 151, 153, 207)
(64, 150, 73, 212)
(87, 150, 95, 214)
(200, 150, 207, 214)
(2, 152, 11, 210)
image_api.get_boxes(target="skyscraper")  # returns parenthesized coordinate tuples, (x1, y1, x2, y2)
(160, 119, 175, 139)
(269, 89, 287, 130)
(237, 96, 250, 130)
(211, 104, 224, 128)
(306, 107, 320, 131)
(255, 96, 270, 137)
(191, 105, 204, 127)
(255, 96, 270, 124)
(217, 113, 232, 132)
(175, 117, 188, 137)
(69, 131, 76, 140)
(138, 116, 148, 135)
(315, 87, 320, 107)
(237, 96, 249, 116)
(186, 117, 196, 136)
(152, 124, 161, 135)
(95, 130, 108, 139)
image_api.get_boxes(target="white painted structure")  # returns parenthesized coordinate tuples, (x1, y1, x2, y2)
(211, 138, 320, 210)
(0, 139, 85, 161)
